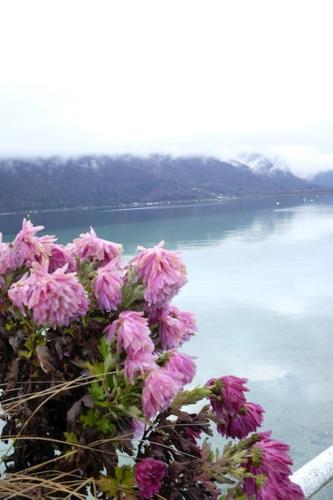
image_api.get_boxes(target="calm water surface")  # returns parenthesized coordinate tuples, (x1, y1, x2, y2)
(2, 196, 333, 497)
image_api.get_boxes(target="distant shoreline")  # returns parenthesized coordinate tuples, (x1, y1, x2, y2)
(0, 190, 331, 217)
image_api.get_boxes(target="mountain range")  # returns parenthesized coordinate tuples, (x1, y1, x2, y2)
(0, 154, 328, 213)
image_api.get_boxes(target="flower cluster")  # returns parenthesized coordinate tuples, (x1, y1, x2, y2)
(243, 432, 304, 498)
(207, 375, 264, 438)
(0, 220, 304, 500)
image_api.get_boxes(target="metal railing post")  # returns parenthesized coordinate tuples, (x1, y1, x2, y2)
(291, 446, 333, 498)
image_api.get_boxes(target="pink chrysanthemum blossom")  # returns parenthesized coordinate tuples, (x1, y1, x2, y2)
(164, 350, 196, 385)
(48, 244, 77, 273)
(207, 375, 248, 417)
(93, 258, 124, 312)
(207, 376, 263, 438)
(142, 368, 183, 420)
(135, 458, 167, 499)
(7, 272, 30, 313)
(12, 218, 56, 268)
(129, 241, 187, 306)
(73, 227, 122, 265)
(124, 350, 157, 383)
(219, 401, 264, 439)
(158, 305, 196, 349)
(105, 311, 154, 357)
(8, 263, 89, 327)
(105, 311, 157, 383)
(243, 432, 305, 499)
(0, 234, 15, 275)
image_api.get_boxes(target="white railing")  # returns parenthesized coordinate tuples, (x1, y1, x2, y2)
(291, 445, 333, 498)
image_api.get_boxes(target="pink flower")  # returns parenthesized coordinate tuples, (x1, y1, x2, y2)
(73, 227, 122, 265)
(129, 241, 187, 306)
(12, 219, 56, 268)
(158, 305, 196, 349)
(48, 243, 77, 273)
(135, 458, 167, 499)
(207, 376, 263, 438)
(93, 258, 123, 312)
(164, 350, 196, 385)
(105, 311, 154, 358)
(105, 311, 157, 383)
(8, 263, 89, 327)
(124, 351, 157, 383)
(142, 368, 182, 420)
(7, 272, 30, 312)
(219, 402, 264, 439)
(0, 234, 15, 275)
(207, 375, 248, 417)
(244, 432, 305, 499)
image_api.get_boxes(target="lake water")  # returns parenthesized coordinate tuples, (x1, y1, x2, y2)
(2, 195, 333, 498)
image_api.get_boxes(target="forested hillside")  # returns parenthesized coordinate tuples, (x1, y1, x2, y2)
(0, 155, 317, 212)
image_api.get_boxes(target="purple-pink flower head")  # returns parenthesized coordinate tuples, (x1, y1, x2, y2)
(48, 243, 77, 273)
(8, 263, 89, 327)
(93, 258, 124, 312)
(142, 368, 183, 420)
(244, 432, 305, 499)
(158, 305, 196, 349)
(105, 311, 154, 357)
(129, 241, 187, 306)
(12, 218, 56, 268)
(164, 350, 196, 385)
(218, 401, 264, 439)
(105, 311, 157, 383)
(207, 376, 263, 438)
(73, 227, 122, 265)
(135, 458, 167, 499)
(207, 375, 248, 417)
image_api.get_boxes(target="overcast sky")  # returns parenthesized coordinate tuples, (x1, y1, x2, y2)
(0, 0, 332, 176)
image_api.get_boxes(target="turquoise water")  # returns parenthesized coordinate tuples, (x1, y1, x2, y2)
(2, 195, 333, 496)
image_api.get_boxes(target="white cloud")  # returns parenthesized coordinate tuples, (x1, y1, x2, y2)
(0, 0, 332, 174)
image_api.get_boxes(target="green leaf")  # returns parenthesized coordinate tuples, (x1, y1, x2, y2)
(85, 361, 105, 377)
(80, 408, 115, 435)
(97, 476, 118, 496)
(96, 416, 115, 435)
(80, 408, 99, 427)
(115, 465, 135, 488)
(89, 382, 105, 402)
(98, 336, 110, 359)
(172, 386, 211, 409)
(125, 405, 142, 419)
(64, 431, 78, 445)
(104, 352, 115, 372)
